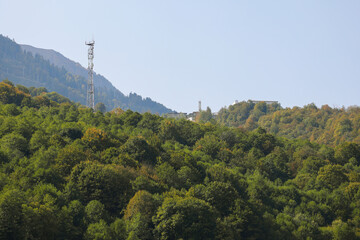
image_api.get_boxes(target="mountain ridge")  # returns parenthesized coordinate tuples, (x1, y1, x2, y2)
(20, 44, 117, 91)
(0, 35, 174, 114)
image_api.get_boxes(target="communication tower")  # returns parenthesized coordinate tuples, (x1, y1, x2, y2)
(199, 101, 202, 112)
(85, 40, 95, 109)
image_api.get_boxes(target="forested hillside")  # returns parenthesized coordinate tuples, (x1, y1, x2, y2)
(0, 35, 173, 114)
(217, 101, 360, 146)
(0, 80, 360, 239)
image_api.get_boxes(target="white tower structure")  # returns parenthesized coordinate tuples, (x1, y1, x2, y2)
(85, 40, 95, 109)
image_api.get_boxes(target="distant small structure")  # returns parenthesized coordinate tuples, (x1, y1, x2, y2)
(166, 112, 187, 119)
(232, 100, 278, 105)
(164, 101, 201, 122)
(187, 112, 198, 121)
(250, 100, 278, 105)
(164, 111, 199, 122)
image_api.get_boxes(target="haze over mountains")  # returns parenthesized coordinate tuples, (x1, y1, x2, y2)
(0, 35, 174, 114)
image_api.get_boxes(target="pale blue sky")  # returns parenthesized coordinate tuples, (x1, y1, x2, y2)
(1, 0, 360, 112)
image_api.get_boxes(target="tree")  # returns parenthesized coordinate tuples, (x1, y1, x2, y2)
(195, 135, 225, 159)
(55, 145, 88, 178)
(3, 103, 20, 116)
(123, 111, 142, 126)
(21, 184, 61, 239)
(110, 218, 127, 240)
(120, 136, 157, 165)
(153, 196, 217, 240)
(331, 219, 356, 240)
(177, 166, 201, 189)
(155, 162, 179, 188)
(252, 102, 268, 119)
(131, 175, 163, 194)
(95, 102, 107, 113)
(203, 181, 238, 215)
(66, 162, 135, 212)
(59, 200, 85, 240)
(124, 191, 158, 239)
(137, 112, 161, 133)
(197, 107, 213, 123)
(22, 201, 59, 240)
(0, 189, 26, 239)
(0, 81, 31, 106)
(0, 132, 28, 160)
(334, 142, 360, 165)
(59, 127, 83, 140)
(85, 200, 107, 224)
(82, 127, 111, 152)
(217, 199, 262, 240)
(29, 130, 49, 153)
(84, 220, 112, 240)
(316, 164, 348, 189)
(256, 146, 290, 181)
(124, 190, 157, 221)
(126, 213, 154, 240)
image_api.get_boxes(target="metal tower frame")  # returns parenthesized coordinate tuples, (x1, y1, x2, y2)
(85, 40, 95, 109)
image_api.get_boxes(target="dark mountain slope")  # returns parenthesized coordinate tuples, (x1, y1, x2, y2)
(20, 44, 116, 92)
(0, 35, 173, 114)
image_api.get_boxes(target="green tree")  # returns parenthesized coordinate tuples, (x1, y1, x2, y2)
(66, 162, 135, 212)
(316, 164, 348, 189)
(0, 132, 28, 160)
(120, 136, 157, 165)
(124, 191, 158, 239)
(59, 200, 85, 240)
(55, 145, 88, 178)
(85, 200, 107, 224)
(110, 218, 127, 240)
(82, 127, 111, 152)
(29, 130, 49, 153)
(3, 103, 20, 116)
(195, 134, 225, 159)
(124, 190, 157, 221)
(95, 102, 107, 113)
(334, 142, 360, 165)
(84, 220, 112, 240)
(0, 189, 26, 239)
(155, 162, 179, 188)
(257, 146, 290, 181)
(331, 219, 356, 240)
(203, 181, 238, 215)
(153, 196, 217, 240)
(198, 107, 213, 123)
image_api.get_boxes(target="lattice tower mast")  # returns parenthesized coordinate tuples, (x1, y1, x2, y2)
(85, 40, 95, 109)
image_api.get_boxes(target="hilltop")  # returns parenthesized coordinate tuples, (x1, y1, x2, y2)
(214, 100, 360, 146)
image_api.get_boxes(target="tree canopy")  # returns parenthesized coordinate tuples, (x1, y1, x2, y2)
(0, 80, 359, 239)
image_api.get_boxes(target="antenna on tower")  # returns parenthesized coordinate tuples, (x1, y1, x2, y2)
(85, 40, 95, 109)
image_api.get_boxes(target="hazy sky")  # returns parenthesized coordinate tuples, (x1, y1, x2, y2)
(1, 0, 360, 112)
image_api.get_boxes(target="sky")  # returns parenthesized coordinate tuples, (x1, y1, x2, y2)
(1, 0, 360, 113)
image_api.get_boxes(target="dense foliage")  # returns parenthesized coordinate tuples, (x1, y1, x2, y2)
(1, 81, 360, 239)
(217, 101, 360, 146)
(0, 35, 173, 114)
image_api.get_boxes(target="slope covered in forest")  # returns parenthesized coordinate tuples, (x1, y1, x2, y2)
(216, 101, 360, 146)
(0, 35, 173, 114)
(0, 80, 359, 239)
